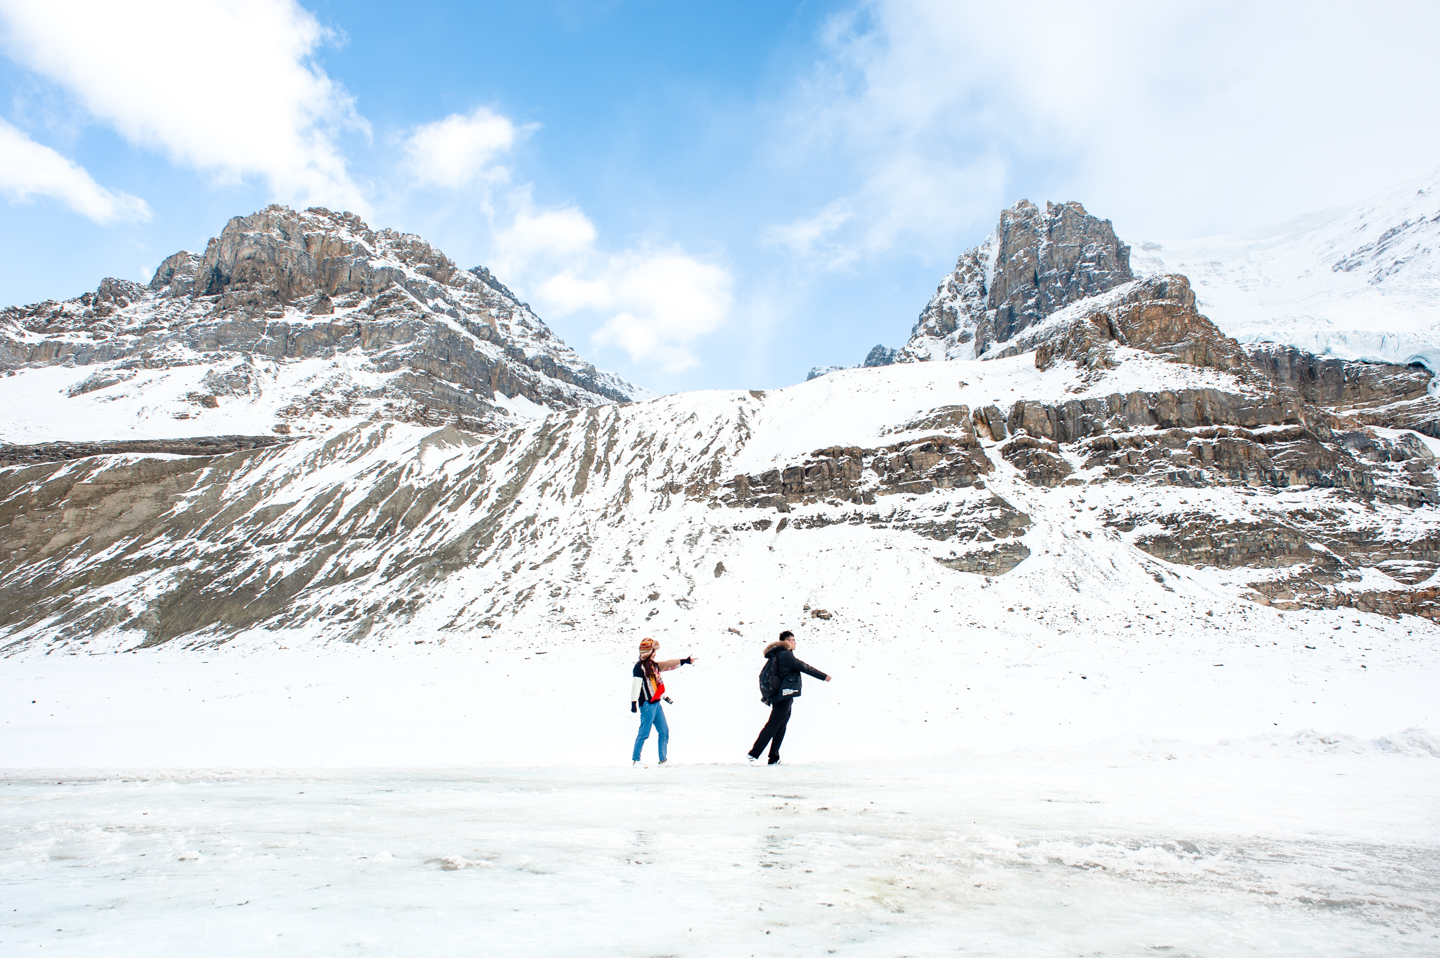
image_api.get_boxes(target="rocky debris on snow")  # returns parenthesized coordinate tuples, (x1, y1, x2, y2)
(933, 542, 1032, 576)
(0, 206, 643, 440)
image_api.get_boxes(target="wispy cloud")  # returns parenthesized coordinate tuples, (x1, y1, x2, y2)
(547, 249, 732, 373)
(494, 197, 733, 374)
(403, 106, 529, 190)
(0, 117, 149, 224)
(767, 0, 1440, 256)
(0, 0, 367, 211)
(403, 104, 734, 376)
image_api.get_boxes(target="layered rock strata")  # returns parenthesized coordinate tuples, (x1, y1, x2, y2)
(0, 436, 290, 466)
(0, 206, 641, 439)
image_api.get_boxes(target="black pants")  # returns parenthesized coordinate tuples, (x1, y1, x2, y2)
(749, 696, 793, 762)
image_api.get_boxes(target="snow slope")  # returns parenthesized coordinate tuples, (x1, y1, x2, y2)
(3, 336, 1436, 652)
(1134, 168, 1440, 370)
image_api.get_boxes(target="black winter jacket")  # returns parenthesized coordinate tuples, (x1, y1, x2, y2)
(765, 646, 828, 699)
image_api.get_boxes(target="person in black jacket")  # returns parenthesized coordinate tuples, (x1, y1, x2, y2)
(748, 630, 831, 765)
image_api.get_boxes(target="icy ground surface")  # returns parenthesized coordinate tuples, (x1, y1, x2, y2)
(1, 633, 1438, 955)
(3, 749, 1439, 957)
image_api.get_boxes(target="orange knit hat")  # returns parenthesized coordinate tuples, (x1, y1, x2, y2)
(638, 637, 659, 653)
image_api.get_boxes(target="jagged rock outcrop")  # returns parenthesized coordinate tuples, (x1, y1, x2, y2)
(1245, 343, 1432, 407)
(1000, 435, 1073, 487)
(724, 434, 993, 508)
(996, 275, 1249, 377)
(864, 345, 900, 367)
(0, 206, 642, 440)
(884, 200, 1133, 364)
(1245, 342, 1440, 437)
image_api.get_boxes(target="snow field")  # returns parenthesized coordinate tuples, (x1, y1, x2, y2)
(0, 353, 393, 444)
(1, 596, 1434, 767)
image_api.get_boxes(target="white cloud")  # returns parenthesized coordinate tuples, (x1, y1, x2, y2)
(495, 207, 597, 263)
(771, 0, 1440, 254)
(472, 185, 732, 375)
(0, 118, 149, 223)
(763, 202, 853, 258)
(541, 248, 732, 374)
(0, 0, 367, 210)
(404, 107, 526, 189)
(396, 101, 733, 376)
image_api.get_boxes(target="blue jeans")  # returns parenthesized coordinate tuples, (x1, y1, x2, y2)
(632, 701, 669, 762)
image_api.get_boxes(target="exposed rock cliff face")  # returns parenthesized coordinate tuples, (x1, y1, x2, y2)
(899, 200, 1133, 362)
(0, 206, 642, 443)
(0, 435, 291, 466)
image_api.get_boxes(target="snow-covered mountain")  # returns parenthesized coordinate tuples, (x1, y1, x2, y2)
(845, 173, 1440, 380)
(4, 191, 1440, 654)
(0, 206, 645, 444)
(3, 266, 1438, 652)
(1133, 168, 1440, 371)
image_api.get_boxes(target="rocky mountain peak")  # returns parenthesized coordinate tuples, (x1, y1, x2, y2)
(153, 205, 515, 318)
(0, 206, 643, 443)
(853, 200, 1132, 370)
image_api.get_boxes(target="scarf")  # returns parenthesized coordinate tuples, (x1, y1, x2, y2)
(640, 657, 666, 703)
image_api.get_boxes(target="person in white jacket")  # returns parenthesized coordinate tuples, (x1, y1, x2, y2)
(630, 637, 696, 766)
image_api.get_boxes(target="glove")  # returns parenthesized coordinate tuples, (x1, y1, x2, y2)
(681, 656, 693, 665)
(630, 701, 637, 713)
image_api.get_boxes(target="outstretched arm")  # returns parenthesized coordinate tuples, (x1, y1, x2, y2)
(797, 659, 830, 681)
(656, 655, 698, 672)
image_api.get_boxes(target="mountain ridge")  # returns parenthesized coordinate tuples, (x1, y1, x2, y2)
(0, 205, 645, 444)
(4, 191, 1440, 653)
(4, 259, 1440, 651)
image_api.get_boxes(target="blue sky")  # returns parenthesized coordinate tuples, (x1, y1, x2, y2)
(3, 1, 1439, 393)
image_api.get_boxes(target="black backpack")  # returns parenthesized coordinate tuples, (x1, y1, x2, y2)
(758, 655, 780, 705)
